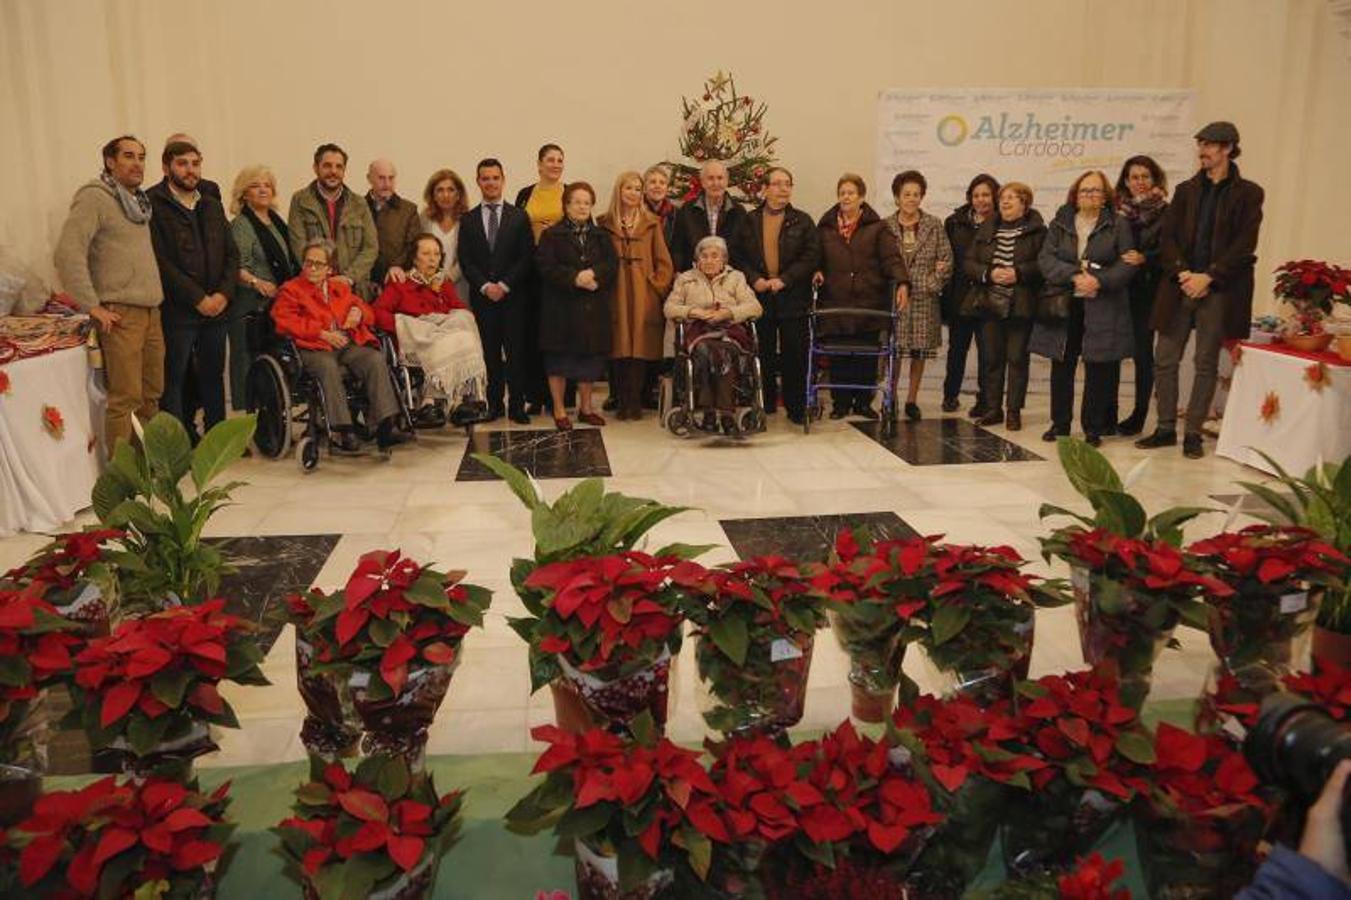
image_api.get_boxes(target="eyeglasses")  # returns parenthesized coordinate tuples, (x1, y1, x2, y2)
(303, 259, 330, 269)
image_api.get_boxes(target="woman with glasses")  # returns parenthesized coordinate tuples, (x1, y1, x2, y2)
(1030, 170, 1138, 445)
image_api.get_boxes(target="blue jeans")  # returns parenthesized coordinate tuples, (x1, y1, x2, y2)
(163, 316, 228, 435)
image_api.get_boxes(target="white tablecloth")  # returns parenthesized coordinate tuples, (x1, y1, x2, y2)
(0, 346, 105, 536)
(1215, 343, 1351, 475)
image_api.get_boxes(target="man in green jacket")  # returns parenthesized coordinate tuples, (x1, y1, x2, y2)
(286, 143, 379, 299)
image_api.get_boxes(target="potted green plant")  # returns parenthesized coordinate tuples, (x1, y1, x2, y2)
(292, 549, 491, 767)
(1236, 453, 1351, 670)
(675, 556, 826, 738)
(91, 412, 256, 612)
(64, 600, 268, 781)
(2, 528, 123, 634)
(274, 755, 463, 900)
(1040, 438, 1218, 708)
(1271, 258, 1349, 352)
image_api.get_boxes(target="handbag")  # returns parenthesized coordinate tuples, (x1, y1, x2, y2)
(963, 282, 1010, 320)
(1036, 285, 1073, 323)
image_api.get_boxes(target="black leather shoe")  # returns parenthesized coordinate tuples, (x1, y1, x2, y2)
(332, 431, 362, 455)
(904, 402, 921, 422)
(1135, 429, 1177, 449)
(602, 395, 618, 412)
(1005, 410, 1022, 431)
(1183, 433, 1204, 459)
(967, 405, 988, 420)
(975, 410, 1004, 427)
(1042, 427, 1068, 442)
(941, 398, 959, 413)
(1085, 433, 1102, 447)
(700, 411, 718, 431)
(1117, 413, 1146, 436)
(1099, 424, 1118, 437)
(787, 412, 805, 426)
(508, 409, 531, 425)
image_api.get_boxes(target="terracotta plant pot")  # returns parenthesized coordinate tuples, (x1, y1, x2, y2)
(1281, 332, 1333, 353)
(850, 683, 893, 723)
(1337, 334, 1351, 362)
(1313, 624, 1351, 672)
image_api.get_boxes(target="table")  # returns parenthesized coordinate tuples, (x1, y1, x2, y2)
(0, 344, 104, 536)
(1216, 341, 1351, 476)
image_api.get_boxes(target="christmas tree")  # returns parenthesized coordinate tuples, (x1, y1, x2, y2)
(665, 70, 778, 205)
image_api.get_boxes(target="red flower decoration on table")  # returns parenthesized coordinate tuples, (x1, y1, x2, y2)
(1058, 852, 1131, 899)
(41, 404, 64, 438)
(1258, 391, 1280, 423)
(1305, 362, 1329, 392)
(1229, 343, 1243, 366)
(0, 368, 9, 394)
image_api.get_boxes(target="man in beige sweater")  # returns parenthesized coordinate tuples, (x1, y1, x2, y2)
(53, 135, 165, 448)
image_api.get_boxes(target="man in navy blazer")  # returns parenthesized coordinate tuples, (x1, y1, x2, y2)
(459, 158, 535, 423)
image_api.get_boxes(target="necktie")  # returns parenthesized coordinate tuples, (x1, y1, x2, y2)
(487, 203, 500, 251)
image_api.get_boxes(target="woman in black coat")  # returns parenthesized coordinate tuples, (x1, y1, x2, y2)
(1030, 170, 1138, 446)
(535, 181, 618, 431)
(1111, 155, 1169, 435)
(961, 183, 1045, 431)
(941, 174, 999, 417)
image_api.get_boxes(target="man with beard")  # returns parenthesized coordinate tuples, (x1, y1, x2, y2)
(54, 135, 165, 449)
(287, 143, 379, 299)
(147, 140, 239, 437)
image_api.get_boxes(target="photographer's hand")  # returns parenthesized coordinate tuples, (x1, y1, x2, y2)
(1302, 758, 1351, 885)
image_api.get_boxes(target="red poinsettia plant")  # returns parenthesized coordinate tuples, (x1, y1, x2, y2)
(5, 775, 233, 897)
(511, 551, 686, 693)
(274, 755, 463, 899)
(968, 852, 1132, 899)
(1274, 259, 1351, 333)
(673, 556, 827, 736)
(507, 714, 728, 891)
(0, 589, 82, 760)
(292, 549, 492, 702)
(1187, 524, 1346, 671)
(890, 692, 1048, 795)
(65, 599, 268, 762)
(2, 528, 123, 625)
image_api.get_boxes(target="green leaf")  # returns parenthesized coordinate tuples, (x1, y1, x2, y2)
(471, 454, 541, 510)
(708, 615, 749, 667)
(127, 713, 172, 755)
(375, 757, 410, 801)
(294, 781, 333, 806)
(653, 542, 716, 561)
(1234, 481, 1301, 527)
(796, 835, 835, 869)
(618, 846, 658, 892)
(629, 710, 657, 747)
(1147, 506, 1217, 546)
(1057, 437, 1122, 500)
(190, 415, 256, 491)
(928, 605, 970, 646)
(368, 617, 400, 648)
(142, 412, 194, 485)
(150, 669, 193, 708)
(680, 827, 713, 881)
(556, 803, 612, 840)
(1089, 489, 1147, 537)
(1115, 729, 1156, 764)
(1037, 503, 1095, 528)
(0, 655, 31, 687)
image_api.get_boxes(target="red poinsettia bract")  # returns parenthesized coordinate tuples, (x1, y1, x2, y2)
(0, 590, 83, 712)
(1057, 852, 1131, 900)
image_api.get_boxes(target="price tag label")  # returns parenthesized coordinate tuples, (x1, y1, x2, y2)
(1279, 592, 1308, 615)
(348, 671, 371, 688)
(770, 638, 804, 662)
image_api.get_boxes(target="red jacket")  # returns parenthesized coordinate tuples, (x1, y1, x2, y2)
(373, 278, 467, 334)
(271, 276, 378, 351)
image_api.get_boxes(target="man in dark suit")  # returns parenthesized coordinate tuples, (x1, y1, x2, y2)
(670, 159, 749, 273)
(1136, 121, 1264, 460)
(459, 158, 535, 423)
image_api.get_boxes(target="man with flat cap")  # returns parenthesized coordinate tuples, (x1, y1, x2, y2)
(1136, 121, 1264, 459)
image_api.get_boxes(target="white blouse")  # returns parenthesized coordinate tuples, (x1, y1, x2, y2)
(419, 213, 469, 299)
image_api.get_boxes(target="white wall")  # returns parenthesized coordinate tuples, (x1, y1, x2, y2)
(2, 0, 1348, 309)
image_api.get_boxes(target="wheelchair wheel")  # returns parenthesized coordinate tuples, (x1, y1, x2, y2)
(665, 407, 691, 438)
(738, 408, 765, 434)
(295, 435, 320, 473)
(246, 355, 292, 458)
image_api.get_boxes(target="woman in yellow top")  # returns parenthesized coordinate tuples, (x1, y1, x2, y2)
(514, 143, 566, 412)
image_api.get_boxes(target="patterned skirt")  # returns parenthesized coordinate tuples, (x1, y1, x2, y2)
(896, 292, 941, 358)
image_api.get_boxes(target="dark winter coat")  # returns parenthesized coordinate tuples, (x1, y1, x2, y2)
(941, 204, 986, 323)
(146, 179, 239, 324)
(961, 209, 1047, 320)
(815, 203, 908, 336)
(1029, 204, 1137, 363)
(459, 201, 535, 297)
(669, 193, 750, 273)
(535, 220, 618, 356)
(1151, 164, 1264, 340)
(736, 203, 822, 319)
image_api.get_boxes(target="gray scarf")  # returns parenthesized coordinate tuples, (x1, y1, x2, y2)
(99, 171, 152, 224)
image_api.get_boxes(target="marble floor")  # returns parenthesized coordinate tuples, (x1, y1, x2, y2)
(0, 375, 1275, 770)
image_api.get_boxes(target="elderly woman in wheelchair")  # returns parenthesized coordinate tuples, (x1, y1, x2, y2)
(663, 236, 763, 436)
(374, 233, 489, 429)
(270, 238, 404, 456)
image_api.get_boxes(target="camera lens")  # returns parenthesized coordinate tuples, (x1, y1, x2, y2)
(1245, 693, 1351, 802)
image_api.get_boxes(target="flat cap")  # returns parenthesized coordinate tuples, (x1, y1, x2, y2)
(1195, 121, 1240, 143)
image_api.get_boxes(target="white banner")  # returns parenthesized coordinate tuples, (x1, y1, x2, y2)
(874, 88, 1197, 217)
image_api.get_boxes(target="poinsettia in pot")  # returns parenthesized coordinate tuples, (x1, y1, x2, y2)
(965, 852, 1131, 900)
(506, 714, 729, 900)
(0, 589, 82, 825)
(64, 599, 269, 781)
(295, 549, 491, 768)
(732, 720, 946, 898)
(515, 551, 688, 736)
(902, 543, 1065, 705)
(1136, 723, 1271, 899)
(675, 556, 826, 739)
(2, 527, 123, 634)
(813, 530, 939, 722)
(1187, 523, 1345, 713)
(1272, 258, 1350, 351)
(1041, 438, 1219, 709)
(997, 669, 1156, 878)
(470, 456, 706, 733)
(286, 589, 361, 760)
(5, 774, 233, 898)
(275, 754, 463, 900)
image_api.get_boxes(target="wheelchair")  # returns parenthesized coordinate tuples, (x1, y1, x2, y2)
(242, 306, 418, 472)
(661, 318, 766, 438)
(802, 287, 899, 435)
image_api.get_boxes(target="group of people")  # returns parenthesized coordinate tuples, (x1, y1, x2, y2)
(52, 120, 1262, 459)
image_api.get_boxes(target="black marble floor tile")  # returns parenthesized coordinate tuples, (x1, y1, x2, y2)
(852, 418, 1043, 465)
(210, 534, 342, 653)
(719, 512, 917, 562)
(455, 428, 612, 481)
